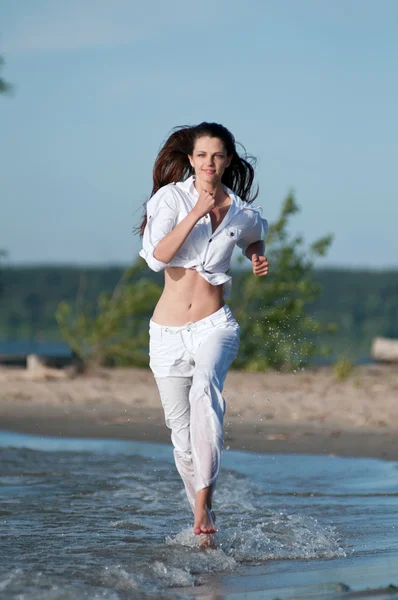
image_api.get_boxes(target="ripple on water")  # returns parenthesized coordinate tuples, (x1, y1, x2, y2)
(3, 431, 396, 599)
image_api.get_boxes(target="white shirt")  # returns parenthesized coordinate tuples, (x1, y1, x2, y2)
(139, 175, 268, 298)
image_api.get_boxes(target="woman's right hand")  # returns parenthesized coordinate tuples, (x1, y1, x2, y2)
(192, 190, 216, 219)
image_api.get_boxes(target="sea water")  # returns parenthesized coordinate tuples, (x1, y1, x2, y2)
(0, 430, 397, 599)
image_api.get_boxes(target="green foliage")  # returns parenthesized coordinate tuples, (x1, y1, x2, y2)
(2, 263, 398, 366)
(2, 264, 398, 364)
(309, 267, 398, 357)
(230, 192, 335, 370)
(55, 262, 161, 369)
(333, 354, 355, 381)
(0, 249, 8, 300)
(0, 54, 12, 95)
(53, 191, 335, 372)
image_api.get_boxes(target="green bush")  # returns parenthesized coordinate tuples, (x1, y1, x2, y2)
(333, 354, 355, 381)
(56, 192, 336, 371)
(56, 262, 161, 370)
(230, 192, 336, 370)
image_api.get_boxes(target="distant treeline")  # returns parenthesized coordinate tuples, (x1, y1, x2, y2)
(0, 264, 397, 359)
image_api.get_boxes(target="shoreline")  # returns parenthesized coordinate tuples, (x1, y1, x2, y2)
(1, 364, 398, 461)
(2, 414, 398, 462)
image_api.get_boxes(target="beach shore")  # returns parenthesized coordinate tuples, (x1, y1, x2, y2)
(1, 364, 398, 460)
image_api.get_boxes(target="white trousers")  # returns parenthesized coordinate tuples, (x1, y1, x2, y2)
(149, 305, 240, 512)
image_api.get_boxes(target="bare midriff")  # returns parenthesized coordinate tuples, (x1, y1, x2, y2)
(151, 267, 224, 326)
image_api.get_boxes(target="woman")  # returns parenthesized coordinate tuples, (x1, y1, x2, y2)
(139, 122, 269, 537)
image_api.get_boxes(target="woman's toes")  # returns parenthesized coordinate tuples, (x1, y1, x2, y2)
(194, 506, 218, 536)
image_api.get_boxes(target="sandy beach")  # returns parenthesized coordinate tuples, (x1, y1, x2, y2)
(2, 364, 398, 599)
(1, 363, 398, 460)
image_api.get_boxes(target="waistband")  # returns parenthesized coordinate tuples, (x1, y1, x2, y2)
(150, 304, 236, 333)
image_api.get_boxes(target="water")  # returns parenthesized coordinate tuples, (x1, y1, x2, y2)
(0, 340, 72, 357)
(0, 431, 397, 599)
(0, 339, 373, 366)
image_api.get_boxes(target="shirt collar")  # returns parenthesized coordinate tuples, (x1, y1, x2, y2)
(178, 175, 254, 231)
(178, 175, 198, 197)
(180, 175, 240, 205)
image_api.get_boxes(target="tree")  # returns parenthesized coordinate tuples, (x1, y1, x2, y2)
(24, 292, 42, 343)
(0, 54, 12, 95)
(230, 192, 336, 370)
(56, 262, 162, 370)
(1, 51, 12, 282)
(55, 196, 336, 372)
(0, 249, 8, 301)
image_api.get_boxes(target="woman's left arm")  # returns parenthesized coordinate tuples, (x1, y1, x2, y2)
(244, 241, 269, 276)
(236, 210, 269, 277)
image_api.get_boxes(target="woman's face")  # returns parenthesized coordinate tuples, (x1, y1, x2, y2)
(188, 136, 232, 186)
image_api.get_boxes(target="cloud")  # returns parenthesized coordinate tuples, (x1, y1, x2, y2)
(1, 0, 214, 53)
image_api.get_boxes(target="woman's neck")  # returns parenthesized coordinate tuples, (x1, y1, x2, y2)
(193, 176, 224, 201)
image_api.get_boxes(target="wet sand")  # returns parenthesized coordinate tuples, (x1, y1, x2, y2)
(1, 364, 398, 460)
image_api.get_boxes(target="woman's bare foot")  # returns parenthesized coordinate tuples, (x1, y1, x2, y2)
(194, 487, 217, 535)
(194, 506, 217, 535)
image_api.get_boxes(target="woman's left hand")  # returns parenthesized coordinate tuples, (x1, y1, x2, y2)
(251, 253, 269, 276)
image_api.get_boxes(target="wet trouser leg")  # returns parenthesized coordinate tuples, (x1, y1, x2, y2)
(149, 306, 240, 512)
(154, 376, 196, 511)
(189, 326, 240, 499)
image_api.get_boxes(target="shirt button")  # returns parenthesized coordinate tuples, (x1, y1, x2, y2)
(209, 239, 212, 243)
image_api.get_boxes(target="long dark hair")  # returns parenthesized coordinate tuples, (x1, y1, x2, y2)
(138, 122, 258, 236)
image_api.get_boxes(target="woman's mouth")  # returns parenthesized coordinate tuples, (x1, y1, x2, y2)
(203, 170, 216, 174)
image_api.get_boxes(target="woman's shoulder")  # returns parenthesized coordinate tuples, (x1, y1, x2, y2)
(232, 194, 266, 221)
(148, 182, 179, 207)
(232, 197, 268, 235)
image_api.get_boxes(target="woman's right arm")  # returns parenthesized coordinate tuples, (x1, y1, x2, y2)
(153, 189, 215, 264)
(140, 187, 215, 271)
(153, 209, 201, 264)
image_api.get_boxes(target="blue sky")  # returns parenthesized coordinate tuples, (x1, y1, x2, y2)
(1, 0, 397, 268)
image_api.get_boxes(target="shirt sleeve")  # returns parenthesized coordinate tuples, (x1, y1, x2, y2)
(236, 209, 269, 256)
(139, 186, 177, 272)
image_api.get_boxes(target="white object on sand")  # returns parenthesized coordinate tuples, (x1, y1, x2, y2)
(25, 354, 69, 380)
(371, 337, 398, 363)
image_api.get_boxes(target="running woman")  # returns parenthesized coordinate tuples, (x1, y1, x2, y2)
(139, 122, 269, 537)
